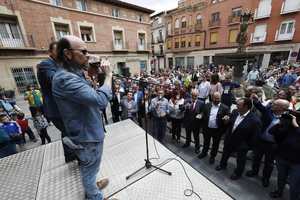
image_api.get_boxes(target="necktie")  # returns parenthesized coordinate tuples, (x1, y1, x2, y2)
(192, 101, 195, 111)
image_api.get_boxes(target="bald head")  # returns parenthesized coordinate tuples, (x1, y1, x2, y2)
(212, 92, 221, 106)
(271, 99, 289, 115)
(57, 35, 90, 70)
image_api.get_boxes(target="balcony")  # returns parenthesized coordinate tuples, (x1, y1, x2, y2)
(275, 28, 295, 41)
(0, 33, 35, 49)
(157, 36, 163, 43)
(195, 23, 202, 31)
(151, 39, 155, 44)
(280, 1, 300, 14)
(112, 41, 129, 51)
(153, 50, 165, 56)
(228, 15, 240, 25)
(208, 19, 220, 29)
(250, 32, 267, 43)
(137, 43, 150, 51)
(254, 6, 272, 19)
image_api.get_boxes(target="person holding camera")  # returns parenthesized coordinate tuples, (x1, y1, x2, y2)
(246, 95, 289, 188)
(268, 114, 300, 200)
(150, 88, 170, 144)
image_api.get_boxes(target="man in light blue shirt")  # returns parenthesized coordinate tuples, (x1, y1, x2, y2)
(248, 67, 259, 86)
(52, 35, 115, 200)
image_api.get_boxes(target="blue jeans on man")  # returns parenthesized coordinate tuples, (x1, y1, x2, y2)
(152, 117, 167, 143)
(75, 142, 104, 200)
(275, 155, 300, 200)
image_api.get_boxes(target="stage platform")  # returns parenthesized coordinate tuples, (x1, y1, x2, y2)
(0, 120, 233, 200)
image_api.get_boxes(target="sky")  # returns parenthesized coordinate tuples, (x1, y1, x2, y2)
(121, 0, 178, 16)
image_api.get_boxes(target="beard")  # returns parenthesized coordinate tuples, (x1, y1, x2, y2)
(71, 55, 90, 70)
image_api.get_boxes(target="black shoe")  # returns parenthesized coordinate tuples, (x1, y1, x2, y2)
(209, 157, 215, 165)
(197, 153, 207, 159)
(65, 156, 78, 163)
(262, 177, 269, 187)
(230, 173, 240, 180)
(182, 143, 190, 148)
(195, 148, 200, 154)
(215, 165, 225, 171)
(245, 170, 259, 177)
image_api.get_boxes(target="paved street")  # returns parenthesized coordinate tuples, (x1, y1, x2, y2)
(13, 95, 290, 200)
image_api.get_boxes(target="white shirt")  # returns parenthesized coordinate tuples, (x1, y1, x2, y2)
(117, 93, 122, 111)
(232, 110, 250, 133)
(208, 103, 220, 128)
(198, 81, 210, 98)
(134, 92, 138, 103)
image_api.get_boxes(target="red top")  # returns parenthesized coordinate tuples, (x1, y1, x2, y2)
(16, 119, 30, 131)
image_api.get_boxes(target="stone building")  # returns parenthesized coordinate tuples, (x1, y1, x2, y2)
(165, 0, 300, 69)
(0, 0, 154, 95)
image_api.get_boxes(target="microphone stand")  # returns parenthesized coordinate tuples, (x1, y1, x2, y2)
(112, 73, 172, 179)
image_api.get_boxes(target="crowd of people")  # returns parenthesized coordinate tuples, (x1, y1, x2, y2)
(0, 36, 299, 200)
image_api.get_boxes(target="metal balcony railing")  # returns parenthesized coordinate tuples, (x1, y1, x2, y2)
(208, 19, 220, 28)
(250, 32, 267, 43)
(137, 43, 150, 51)
(157, 36, 163, 43)
(275, 28, 295, 41)
(228, 15, 240, 24)
(0, 33, 35, 48)
(111, 41, 129, 51)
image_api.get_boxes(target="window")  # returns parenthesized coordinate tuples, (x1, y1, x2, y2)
(151, 33, 154, 43)
(112, 8, 119, 18)
(251, 24, 267, 43)
(212, 13, 220, 25)
(0, 17, 25, 47)
(256, 0, 272, 18)
(232, 7, 241, 23)
(175, 38, 179, 48)
(196, 14, 202, 29)
(175, 19, 179, 29)
(158, 30, 163, 42)
(138, 33, 145, 50)
(158, 17, 162, 25)
(160, 45, 163, 54)
(281, 0, 300, 14)
(181, 37, 185, 47)
(195, 35, 200, 46)
(189, 15, 192, 26)
(50, 0, 62, 6)
(138, 14, 143, 22)
(76, 0, 87, 11)
(188, 36, 191, 47)
(229, 29, 238, 43)
(212, 0, 216, 3)
(167, 23, 171, 35)
(151, 46, 154, 54)
(280, 20, 295, 35)
(113, 30, 123, 50)
(182, 17, 186, 28)
(167, 40, 171, 49)
(11, 67, 38, 94)
(276, 19, 295, 40)
(210, 32, 218, 45)
(80, 27, 92, 42)
(55, 24, 69, 39)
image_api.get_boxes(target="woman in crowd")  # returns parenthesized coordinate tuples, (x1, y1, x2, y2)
(206, 74, 222, 102)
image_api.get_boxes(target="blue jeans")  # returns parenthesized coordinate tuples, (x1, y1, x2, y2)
(152, 117, 167, 143)
(75, 142, 104, 200)
(276, 155, 300, 200)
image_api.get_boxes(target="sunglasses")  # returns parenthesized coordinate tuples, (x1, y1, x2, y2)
(68, 49, 89, 55)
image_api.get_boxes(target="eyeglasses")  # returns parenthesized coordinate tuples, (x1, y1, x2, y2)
(68, 49, 89, 55)
(272, 102, 284, 108)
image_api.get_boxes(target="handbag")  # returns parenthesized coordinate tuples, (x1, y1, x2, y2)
(9, 133, 23, 142)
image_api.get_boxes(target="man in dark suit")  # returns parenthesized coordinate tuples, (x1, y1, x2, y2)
(110, 84, 124, 123)
(37, 42, 77, 162)
(198, 92, 230, 164)
(215, 98, 262, 180)
(181, 89, 205, 154)
(245, 96, 289, 187)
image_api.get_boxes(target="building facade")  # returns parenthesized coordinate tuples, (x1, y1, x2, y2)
(165, 0, 300, 69)
(0, 0, 154, 95)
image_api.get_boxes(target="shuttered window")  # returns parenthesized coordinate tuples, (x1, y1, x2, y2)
(195, 35, 200, 46)
(210, 32, 218, 45)
(229, 29, 238, 43)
